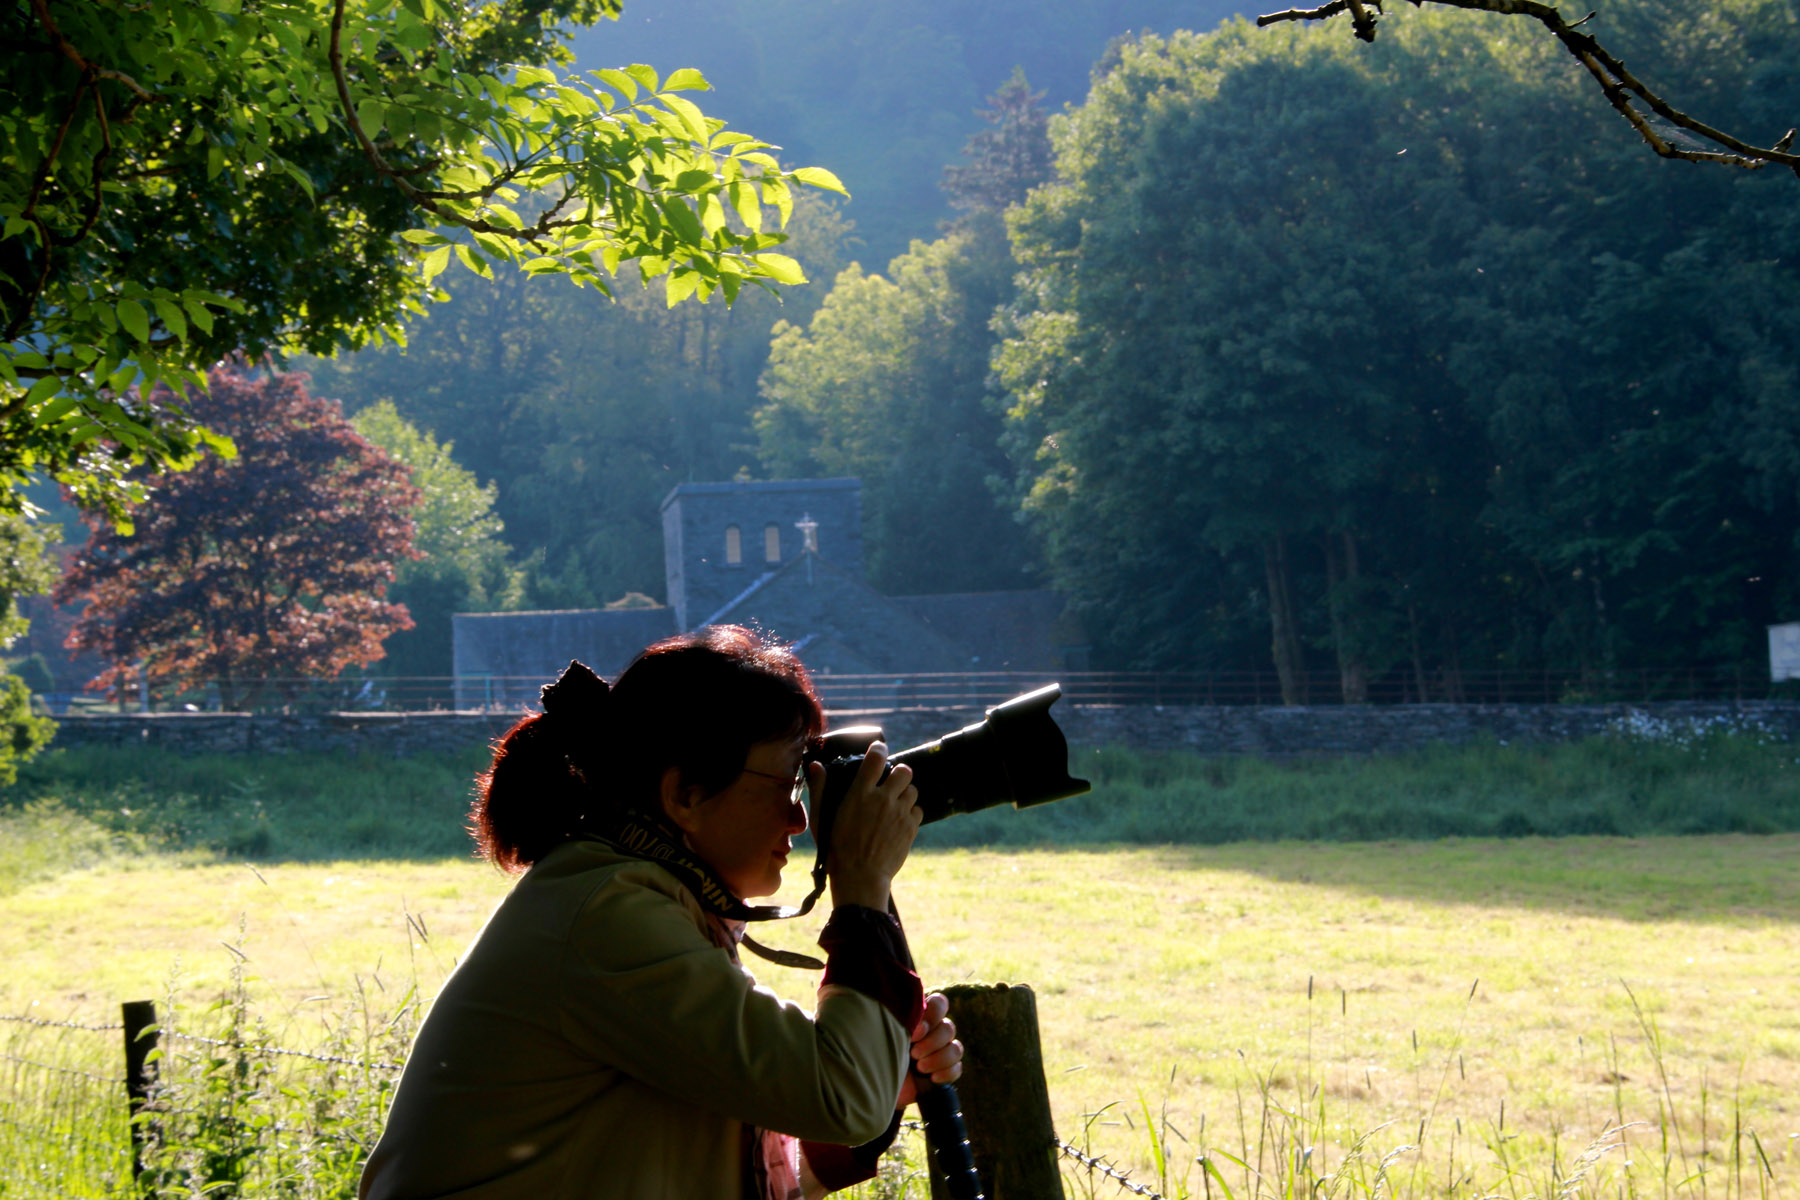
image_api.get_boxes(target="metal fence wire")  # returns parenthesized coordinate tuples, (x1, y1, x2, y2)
(48, 661, 1779, 715)
(1, 1016, 134, 1194)
(1055, 1136, 1170, 1198)
(7, 1010, 1171, 1199)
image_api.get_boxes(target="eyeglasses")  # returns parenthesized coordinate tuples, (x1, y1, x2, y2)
(741, 764, 806, 800)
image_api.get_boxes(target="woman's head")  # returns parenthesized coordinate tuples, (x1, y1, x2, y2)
(469, 625, 825, 877)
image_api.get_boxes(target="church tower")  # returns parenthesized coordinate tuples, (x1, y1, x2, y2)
(659, 478, 864, 630)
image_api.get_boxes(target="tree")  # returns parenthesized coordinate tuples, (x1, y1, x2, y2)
(3, 0, 846, 520)
(0, 510, 57, 779)
(1256, 0, 1800, 175)
(56, 362, 419, 709)
(306, 190, 856, 608)
(757, 218, 1036, 594)
(0, 510, 58, 652)
(753, 75, 1054, 595)
(999, 7, 1800, 690)
(351, 400, 522, 691)
(942, 67, 1054, 216)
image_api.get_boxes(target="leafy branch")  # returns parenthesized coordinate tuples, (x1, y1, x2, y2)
(1256, 0, 1800, 175)
(1, 0, 846, 520)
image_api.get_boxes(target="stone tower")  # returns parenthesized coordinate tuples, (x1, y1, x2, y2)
(659, 478, 863, 630)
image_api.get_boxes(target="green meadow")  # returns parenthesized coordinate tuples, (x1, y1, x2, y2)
(2, 732, 1797, 1197)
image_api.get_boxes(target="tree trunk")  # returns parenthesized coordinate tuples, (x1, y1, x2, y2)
(1440, 617, 1467, 702)
(1323, 530, 1369, 704)
(1406, 599, 1429, 702)
(1263, 535, 1308, 705)
(1589, 550, 1613, 682)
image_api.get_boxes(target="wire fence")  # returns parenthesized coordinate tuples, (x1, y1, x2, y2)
(46, 661, 1781, 715)
(1056, 1135, 1170, 1198)
(0, 1013, 134, 1196)
(2, 1008, 1167, 1198)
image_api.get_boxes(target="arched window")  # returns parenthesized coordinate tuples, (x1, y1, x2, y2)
(724, 525, 742, 565)
(764, 523, 781, 563)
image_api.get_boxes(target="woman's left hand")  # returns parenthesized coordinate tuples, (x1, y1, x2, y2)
(896, 991, 963, 1108)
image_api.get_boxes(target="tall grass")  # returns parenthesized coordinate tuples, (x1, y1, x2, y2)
(1058, 980, 1791, 1200)
(4, 975, 1785, 1199)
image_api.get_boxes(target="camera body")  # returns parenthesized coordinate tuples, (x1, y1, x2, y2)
(806, 684, 1090, 849)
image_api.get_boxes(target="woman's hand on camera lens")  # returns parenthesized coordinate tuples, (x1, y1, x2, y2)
(827, 742, 920, 912)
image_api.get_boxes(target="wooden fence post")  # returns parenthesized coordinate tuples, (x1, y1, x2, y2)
(122, 999, 159, 1182)
(927, 982, 1065, 1200)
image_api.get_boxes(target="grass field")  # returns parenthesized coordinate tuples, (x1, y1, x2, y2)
(4, 835, 1795, 1197)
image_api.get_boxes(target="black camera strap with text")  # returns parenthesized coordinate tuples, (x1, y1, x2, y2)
(579, 805, 829, 970)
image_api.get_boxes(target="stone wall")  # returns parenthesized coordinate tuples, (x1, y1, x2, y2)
(47, 711, 522, 759)
(44, 699, 1800, 760)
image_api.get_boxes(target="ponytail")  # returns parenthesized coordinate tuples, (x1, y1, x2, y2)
(468, 661, 610, 872)
(467, 629, 824, 873)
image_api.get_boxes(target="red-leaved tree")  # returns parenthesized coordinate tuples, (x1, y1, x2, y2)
(56, 362, 420, 710)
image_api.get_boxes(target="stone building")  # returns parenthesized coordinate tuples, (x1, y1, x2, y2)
(452, 477, 1084, 708)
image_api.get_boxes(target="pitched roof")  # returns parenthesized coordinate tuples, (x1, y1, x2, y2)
(703, 552, 975, 674)
(890, 590, 1077, 671)
(452, 606, 677, 708)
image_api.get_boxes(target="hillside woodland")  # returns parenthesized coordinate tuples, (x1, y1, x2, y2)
(265, 0, 1800, 696)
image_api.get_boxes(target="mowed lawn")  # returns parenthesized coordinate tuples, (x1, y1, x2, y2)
(5, 836, 1798, 1191)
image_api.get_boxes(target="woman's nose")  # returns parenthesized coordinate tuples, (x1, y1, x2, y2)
(786, 795, 808, 835)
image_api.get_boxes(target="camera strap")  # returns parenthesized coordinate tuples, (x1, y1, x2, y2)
(579, 807, 830, 970)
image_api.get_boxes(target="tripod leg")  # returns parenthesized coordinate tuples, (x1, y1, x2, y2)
(917, 1079, 986, 1200)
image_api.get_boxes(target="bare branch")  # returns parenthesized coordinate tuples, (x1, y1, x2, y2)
(28, 0, 156, 102)
(1257, 0, 1355, 26)
(329, 0, 509, 206)
(6, 78, 87, 343)
(1256, 0, 1800, 176)
(59, 83, 117, 248)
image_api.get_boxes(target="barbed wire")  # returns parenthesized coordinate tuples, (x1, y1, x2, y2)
(159, 1029, 404, 1073)
(0, 1013, 123, 1033)
(9, 1013, 1175, 1200)
(1, 1012, 404, 1072)
(1055, 1137, 1168, 1199)
(0, 1051, 127, 1086)
(144, 1103, 374, 1148)
(900, 1120, 1167, 1200)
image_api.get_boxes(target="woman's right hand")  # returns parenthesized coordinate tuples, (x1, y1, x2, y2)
(818, 742, 920, 912)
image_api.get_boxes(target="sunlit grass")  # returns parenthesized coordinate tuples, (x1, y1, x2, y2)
(3, 838, 1795, 1195)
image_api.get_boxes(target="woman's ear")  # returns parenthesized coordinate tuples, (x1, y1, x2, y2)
(658, 765, 706, 834)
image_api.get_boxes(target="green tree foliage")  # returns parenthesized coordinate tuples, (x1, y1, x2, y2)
(2, 0, 844, 520)
(0, 511, 58, 650)
(942, 68, 1054, 216)
(1000, 5, 1800, 691)
(755, 77, 1056, 595)
(0, 511, 58, 779)
(57, 363, 419, 709)
(573, 0, 1232, 265)
(1258, 0, 1800, 174)
(756, 219, 1034, 594)
(306, 193, 854, 608)
(351, 400, 522, 689)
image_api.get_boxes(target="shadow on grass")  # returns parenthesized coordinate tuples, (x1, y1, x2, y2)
(4, 746, 491, 883)
(1139, 834, 1800, 925)
(11, 742, 1800, 925)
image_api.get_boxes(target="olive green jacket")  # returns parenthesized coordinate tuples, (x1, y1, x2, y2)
(359, 839, 909, 1199)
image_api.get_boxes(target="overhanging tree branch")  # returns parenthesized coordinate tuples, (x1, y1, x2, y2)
(28, 0, 156, 102)
(1256, 0, 1800, 175)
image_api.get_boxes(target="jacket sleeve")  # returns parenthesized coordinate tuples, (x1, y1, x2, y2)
(555, 862, 911, 1147)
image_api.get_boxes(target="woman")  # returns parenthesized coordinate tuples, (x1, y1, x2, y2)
(359, 626, 962, 1199)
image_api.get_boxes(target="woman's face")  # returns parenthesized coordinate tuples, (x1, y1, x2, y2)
(671, 737, 809, 900)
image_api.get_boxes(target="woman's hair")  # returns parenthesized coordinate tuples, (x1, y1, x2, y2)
(468, 625, 825, 872)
